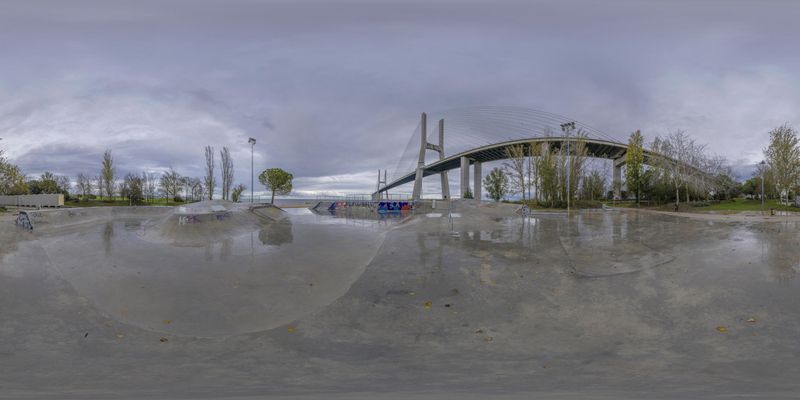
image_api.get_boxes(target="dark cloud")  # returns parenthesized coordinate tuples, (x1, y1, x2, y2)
(2, 0, 800, 195)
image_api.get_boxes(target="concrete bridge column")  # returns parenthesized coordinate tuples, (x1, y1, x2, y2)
(460, 156, 470, 198)
(439, 119, 450, 199)
(412, 112, 427, 200)
(473, 161, 482, 201)
(613, 157, 625, 199)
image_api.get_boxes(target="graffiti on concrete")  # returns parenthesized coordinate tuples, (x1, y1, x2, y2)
(178, 215, 200, 225)
(15, 212, 33, 230)
(215, 211, 231, 221)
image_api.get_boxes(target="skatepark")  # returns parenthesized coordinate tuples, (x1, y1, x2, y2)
(2, 200, 800, 399)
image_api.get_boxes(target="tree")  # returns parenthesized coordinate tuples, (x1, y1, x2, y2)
(122, 172, 144, 203)
(504, 144, 527, 200)
(565, 131, 589, 203)
(764, 124, 800, 204)
(651, 133, 686, 209)
(204, 145, 216, 200)
(142, 171, 158, 203)
(93, 175, 104, 199)
(741, 177, 758, 197)
(101, 149, 115, 199)
(483, 167, 509, 202)
(220, 146, 234, 200)
(188, 177, 204, 202)
(55, 175, 71, 198)
(76, 173, 92, 200)
(159, 168, 183, 202)
(625, 130, 645, 205)
(0, 151, 29, 195)
(29, 172, 60, 194)
(259, 168, 293, 204)
(582, 170, 607, 201)
(462, 187, 473, 199)
(231, 184, 246, 203)
(537, 144, 559, 207)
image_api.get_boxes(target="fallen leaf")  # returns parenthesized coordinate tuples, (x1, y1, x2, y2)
(423, 301, 432, 309)
(716, 326, 728, 333)
(474, 329, 484, 334)
(409, 291, 415, 296)
(484, 336, 494, 342)
(746, 317, 756, 323)
(287, 326, 295, 333)
(116, 333, 125, 340)
(159, 336, 169, 342)
(163, 319, 172, 325)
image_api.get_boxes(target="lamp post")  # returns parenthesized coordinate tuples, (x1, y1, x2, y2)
(560, 122, 576, 213)
(248, 137, 256, 203)
(759, 160, 766, 213)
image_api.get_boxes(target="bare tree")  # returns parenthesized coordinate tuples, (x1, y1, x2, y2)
(101, 149, 115, 199)
(142, 171, 158, 203)
(76, 173, 92, 200)
(504, 144, 527, 200)
(189, 177, 205, 201)
(55, 175, 71, 197)
(204, 145, 215, 200)
(220, 146, 234, 200)
(159, 168, 182, 202)
(122, 172, 144, 203)
(93, 175, 104, 199)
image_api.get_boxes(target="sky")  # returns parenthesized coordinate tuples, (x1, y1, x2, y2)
(2, 0, 800, 197)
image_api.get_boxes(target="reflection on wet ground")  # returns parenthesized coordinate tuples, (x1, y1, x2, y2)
(2, 210, 388, 338)
(2, 207, 800, 398)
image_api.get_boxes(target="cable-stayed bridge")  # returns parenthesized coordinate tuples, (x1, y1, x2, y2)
(373, 107, 690, 200)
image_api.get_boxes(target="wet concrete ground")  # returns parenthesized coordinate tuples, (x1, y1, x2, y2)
(1, 202, 800, 399)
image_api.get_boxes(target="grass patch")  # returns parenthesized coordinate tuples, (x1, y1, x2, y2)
(652, 199, 797, 213)
(506, 199, 604, 210)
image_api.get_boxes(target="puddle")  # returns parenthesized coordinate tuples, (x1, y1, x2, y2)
(19, 211, 388, 338)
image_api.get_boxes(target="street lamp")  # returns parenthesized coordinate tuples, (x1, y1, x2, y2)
(560, 122, 576, 213)
(759, 160, 766, 213)
(248, 137, 256, 203)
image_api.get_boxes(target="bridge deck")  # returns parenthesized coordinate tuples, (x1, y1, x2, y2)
(380, 136, 636, 193)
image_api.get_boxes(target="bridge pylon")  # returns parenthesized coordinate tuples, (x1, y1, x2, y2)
(374, 169, 388, 200)
(412, 112, 450, 200)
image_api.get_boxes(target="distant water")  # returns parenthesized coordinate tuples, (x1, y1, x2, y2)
(272, 198, 319, 208)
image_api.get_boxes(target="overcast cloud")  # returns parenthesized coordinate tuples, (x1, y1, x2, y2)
(2, 0, 799, 195)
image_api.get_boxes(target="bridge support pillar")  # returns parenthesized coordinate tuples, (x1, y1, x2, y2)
(439, 119, 450, 199)
(412, 112, 427, 200)
(460, 156, 470, 198)
(473, 161, 482, 201)
(613, 157, 625, 199)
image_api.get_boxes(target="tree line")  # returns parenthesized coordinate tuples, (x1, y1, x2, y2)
(0, 143, 296, 205)
(482, 127, 747, 207)
(0, 146, 247, 204)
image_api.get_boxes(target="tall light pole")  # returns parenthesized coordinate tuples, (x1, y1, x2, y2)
(759, 160, 766, 213)
(560, 122, 576, 214)
(249, 137, 256, 203)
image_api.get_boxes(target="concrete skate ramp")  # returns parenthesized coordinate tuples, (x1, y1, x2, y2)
(7, 202, 386, 338)
(3, 203, 800, 398)
(19, 206, 172, 231)
(139, 201, 287, 246)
